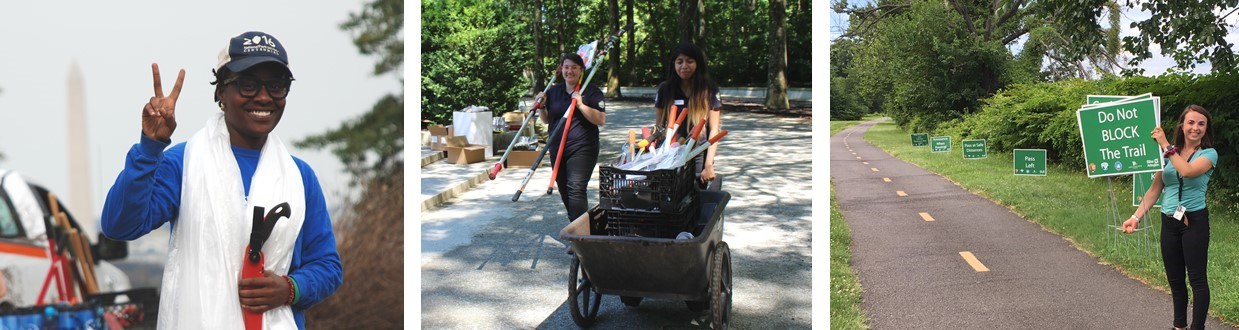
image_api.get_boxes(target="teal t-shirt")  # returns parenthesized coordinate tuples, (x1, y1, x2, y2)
(1161, 148, 1218, 214)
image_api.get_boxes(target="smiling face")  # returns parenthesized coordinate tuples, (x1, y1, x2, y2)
(560, 59, 583, 87)
(674, 54, 697, 80)
(1181, 110, 1208, 144)
(216, 62, 290, 149)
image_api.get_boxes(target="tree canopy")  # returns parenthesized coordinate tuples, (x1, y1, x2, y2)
(421, 0, 813, 125)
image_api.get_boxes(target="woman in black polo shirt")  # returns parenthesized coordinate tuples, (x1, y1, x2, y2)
(654, 42, 722, 190)
(535, 53, 606, 222)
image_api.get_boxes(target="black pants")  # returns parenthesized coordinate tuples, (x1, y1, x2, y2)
(552, 147, 598, 223)
(1161, 209, 1210, 329)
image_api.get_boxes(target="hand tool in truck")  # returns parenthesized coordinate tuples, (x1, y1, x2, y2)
(242, 202, 291, 330)
(662, 106, 690, 152)
(546, 26, 629, 196)
(510, 24, 631, 201)
(678, 130, 729, 167)
(488, 69, 558, 180)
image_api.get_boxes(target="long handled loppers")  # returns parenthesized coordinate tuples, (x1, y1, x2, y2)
(546, 26, 630, 196)
(512, 24, 632, 201)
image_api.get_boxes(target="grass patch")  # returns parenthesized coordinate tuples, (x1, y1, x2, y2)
(864, 120, 1239, 326)
(830, 182, 870, 330)
(830, 115, 881, 136)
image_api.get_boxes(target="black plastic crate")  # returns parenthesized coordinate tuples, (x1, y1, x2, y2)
(599, 160, 698, 214)
(600, 202, 699, 238)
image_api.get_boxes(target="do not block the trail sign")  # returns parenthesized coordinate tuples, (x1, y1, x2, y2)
(1076, 94, 1163, 178)
(931, 136, 950, 153)
(1014, 149, 1047, 176)
(911, 133, 929, 147)
(963, 139, 986, 159)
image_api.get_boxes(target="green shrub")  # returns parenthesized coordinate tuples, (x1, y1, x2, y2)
(949, 73, 1239, 197)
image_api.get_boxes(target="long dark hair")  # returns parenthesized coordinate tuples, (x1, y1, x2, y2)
(1173, 104, 1215, 150)
(654, 42, 719, 129)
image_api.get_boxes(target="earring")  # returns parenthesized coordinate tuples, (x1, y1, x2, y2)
(218, 103, 225, 110)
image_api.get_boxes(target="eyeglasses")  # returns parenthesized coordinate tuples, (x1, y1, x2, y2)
(221, 75, 294, 99)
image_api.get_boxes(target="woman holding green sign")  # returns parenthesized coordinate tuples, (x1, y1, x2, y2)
(1122, 105, 1217, 330)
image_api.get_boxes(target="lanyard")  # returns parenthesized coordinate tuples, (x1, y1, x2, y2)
(1175, 150, 1198, 207)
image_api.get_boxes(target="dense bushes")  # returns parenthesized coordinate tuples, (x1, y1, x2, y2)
(938, 73, 1239, 197)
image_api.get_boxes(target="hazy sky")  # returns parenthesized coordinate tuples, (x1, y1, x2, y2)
(0, 0, 402, 234)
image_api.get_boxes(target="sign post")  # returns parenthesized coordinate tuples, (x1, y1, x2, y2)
(1081, 94, 1161, 257)
(963, 139, 987, 160)
(930, 136, 951, 153)
(1013, 149, 1047, 176)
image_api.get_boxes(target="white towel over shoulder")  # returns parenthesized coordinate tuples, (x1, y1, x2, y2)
(160, 112, 305, 330)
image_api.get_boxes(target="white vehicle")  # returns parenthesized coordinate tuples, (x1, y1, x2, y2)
(0, 169, 133, 310)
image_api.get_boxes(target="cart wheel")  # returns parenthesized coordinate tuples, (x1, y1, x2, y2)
(620, 296, 643, 307)
(710, 242, 732, 329)
(569, 257, 602, 327)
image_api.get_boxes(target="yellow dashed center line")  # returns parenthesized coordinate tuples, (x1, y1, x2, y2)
(870, 168, 879, 172)
(882, 178, 891, 182)
(896, 191, 907, 197)
(919, 212, 934, 221)
(959, 252, 990, 272)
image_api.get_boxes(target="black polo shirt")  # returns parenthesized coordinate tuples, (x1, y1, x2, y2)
(545, 83, 606, 154)
(653, 83, 722, 141)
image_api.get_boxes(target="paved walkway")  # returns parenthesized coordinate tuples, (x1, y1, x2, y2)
(831, 118, 1229, 329)
(421, 100, 812, 328)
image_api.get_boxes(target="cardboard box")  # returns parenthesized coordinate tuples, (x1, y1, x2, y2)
(503, 111, 527, 123)
(445, 136, 486, 164)
(506, 150, 541, 168)
(429, 135, 448, 151)
(428, 125, 453, 137)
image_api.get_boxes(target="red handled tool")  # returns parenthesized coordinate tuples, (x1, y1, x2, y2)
(242, 202, 291, 330)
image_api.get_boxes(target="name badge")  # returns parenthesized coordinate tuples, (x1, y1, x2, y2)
(1173, 205, 1187, 221)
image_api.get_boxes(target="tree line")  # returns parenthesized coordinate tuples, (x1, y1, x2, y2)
(422, 0, 813, 125)
(831, 0, 1239, 196)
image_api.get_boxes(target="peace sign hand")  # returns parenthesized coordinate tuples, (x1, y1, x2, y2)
(143, 63, 185, 142)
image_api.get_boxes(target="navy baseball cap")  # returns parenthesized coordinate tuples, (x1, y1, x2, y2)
(216, 31, 291, 76)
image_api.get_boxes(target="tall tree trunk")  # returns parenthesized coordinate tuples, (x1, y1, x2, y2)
(625, 0, 635, 85)
(765, 0, 789, 110)
(606, 0, 622, 97)
(678, 0, 707, 51)
(533, 0, 546, 93)
(696, 0, 707, 54)
(678, 0, 694, 44)
(557, 0, 566, 55)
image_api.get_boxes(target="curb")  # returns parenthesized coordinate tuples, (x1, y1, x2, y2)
(420, 167, 490, 212)
(422, 150, 446, 168)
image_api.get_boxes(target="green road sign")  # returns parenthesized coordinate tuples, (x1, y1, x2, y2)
(1086, 95, 1129, 105)
(1014, 149, 1047, 176)
(963, 139, 987, 159)
(912, 133, 929, 147)
(931, 136, 950, 153)
(1076, 94, 1164, 178)
(1132, 172, 1162, 208)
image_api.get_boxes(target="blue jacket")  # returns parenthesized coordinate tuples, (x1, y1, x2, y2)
(101, 134, 343, 329)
